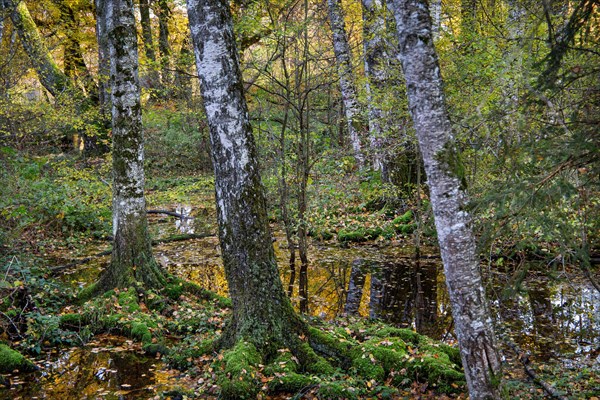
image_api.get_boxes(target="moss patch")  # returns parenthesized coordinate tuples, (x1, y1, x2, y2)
(218, 341, 262, 399)
(0, 344, 36, 373)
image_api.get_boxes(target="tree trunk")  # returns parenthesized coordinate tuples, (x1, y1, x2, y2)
(138, 0, 160, 92)
(430, 0, 441, 40)
(187, 0, 304, 352)
(362, 0, 388, 174)
(0, 0, 76, 99)
(173, 36, 193, 101)
(345, 258, 367, 315)
(388, 0, 502, 398)
(327, 0, 365, 169)
(95, 0, 164, 292)
(157, 0, 171, 89)
(53, 0, 98, 102)
(95, 0, 110, 118)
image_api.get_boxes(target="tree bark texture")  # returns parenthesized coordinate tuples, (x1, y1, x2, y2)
(0, 0, 75, 98)
(327, 0, 365, 169)
(138, 0, 160, 91)
(187, 0, 303, 351)
(388, 0, 502, 398)
(96, 0, 164, 291)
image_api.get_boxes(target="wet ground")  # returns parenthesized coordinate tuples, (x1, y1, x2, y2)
(3, 204, 599, 399)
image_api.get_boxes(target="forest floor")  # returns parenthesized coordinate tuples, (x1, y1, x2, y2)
(1, 153, 599, 399)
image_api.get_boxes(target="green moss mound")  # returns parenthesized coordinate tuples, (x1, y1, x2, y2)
(0, 344, 36, 373)
(217, 341, 262, 399)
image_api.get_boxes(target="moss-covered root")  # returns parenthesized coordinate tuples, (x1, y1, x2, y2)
(0, 344, 36, 373)
(264, 348, 315, 393)
(217, 341, 262, 399)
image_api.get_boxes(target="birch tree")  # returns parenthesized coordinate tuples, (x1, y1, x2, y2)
(186, 0, 304, 350)
(388, 0, 503, 398)
(93, 0, 165, 292)
(327, 0, 365, 169)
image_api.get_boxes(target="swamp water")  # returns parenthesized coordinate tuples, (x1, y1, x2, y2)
(3, 206, 599, 399)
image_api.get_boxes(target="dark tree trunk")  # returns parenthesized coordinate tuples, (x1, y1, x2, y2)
(95, 0, 110, 118)
(173, 36, 193, 101)
(138, 0, 160, 91)
(95, 0, 164, 292)
(53, 0, 98, 102)
(1, 0, 75, 98)
(187, 0, 304, 352)
(157, 0, 171, 88)
(388, 0, 502, 398)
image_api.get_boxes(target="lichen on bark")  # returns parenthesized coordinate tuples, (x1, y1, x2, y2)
(92, 0, 164, 293)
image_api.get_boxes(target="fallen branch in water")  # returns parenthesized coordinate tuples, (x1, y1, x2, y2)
(147, 209, 193, 219)
(48, 233, 215, 273)
(505, 340, 569, 400)
(151, 233, 215, 245)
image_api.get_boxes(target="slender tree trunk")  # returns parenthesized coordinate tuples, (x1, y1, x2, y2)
(0, 10, 4, 44)
(389, 0, 502, 398)
(138, 0, 160, 93)
(345, 258, 367, 315)
(173, 36, 193, 101)
(157, 0, 171, 89)
(362, 0, 387, 174)
(461, 0, 477, 36)
(95, 0, 110, 118)
(187, 0, 304, 351)
(327, 0, 365, 169)
(430, 0, 441, 40)
(95, 0, 164, 292)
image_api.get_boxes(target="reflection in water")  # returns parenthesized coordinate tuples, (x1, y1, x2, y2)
(5, 336, 175, 400)
(341, 258, 439, 335)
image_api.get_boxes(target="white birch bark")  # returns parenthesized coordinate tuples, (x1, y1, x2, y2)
(388, 0, 502, 398)
(327, 0, 365, 169)
(187, 0, 300, 349)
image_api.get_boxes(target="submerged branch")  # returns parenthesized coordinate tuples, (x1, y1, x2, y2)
(505, 340, 569, 400)
(147, 209, 193, 219)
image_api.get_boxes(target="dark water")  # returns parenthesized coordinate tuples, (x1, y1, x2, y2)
(3, 205, 599, 398)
